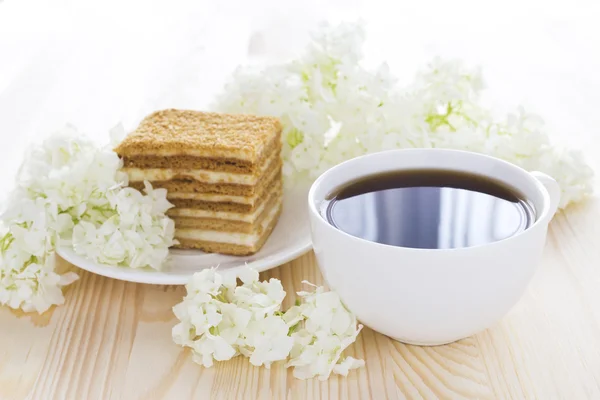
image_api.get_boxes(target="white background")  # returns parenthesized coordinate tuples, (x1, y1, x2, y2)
(1, 0, 599, 193)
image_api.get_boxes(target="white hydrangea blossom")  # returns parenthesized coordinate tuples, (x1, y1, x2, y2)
(215, 22, 594, 208)
(172, 268, 293, 369)
(233, 268, 287, 318)
(0, 125, 176, 313)
(172, 269, 364, 380)
(14, 125, 128, 215)
(243, 315, 294, 368)
(284, 282, 364, 381)
(72, 182, 175, 270)
(0, 224, 78, 314)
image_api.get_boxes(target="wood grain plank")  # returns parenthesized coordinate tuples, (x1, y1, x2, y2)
(477, 201, 600, 400)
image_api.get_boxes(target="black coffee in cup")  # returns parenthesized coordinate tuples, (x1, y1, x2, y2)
(322, 169, 535, 249)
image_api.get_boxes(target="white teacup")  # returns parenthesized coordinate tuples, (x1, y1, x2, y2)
(307, 149, 560, 345)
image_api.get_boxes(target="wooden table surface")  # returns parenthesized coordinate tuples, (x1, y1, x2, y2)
(0, 194, 599, 399)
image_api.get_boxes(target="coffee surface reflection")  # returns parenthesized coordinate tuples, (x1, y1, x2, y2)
(322, 169, 536, 249)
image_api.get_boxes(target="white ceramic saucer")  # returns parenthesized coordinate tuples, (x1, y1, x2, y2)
(56, 185, 312, 285)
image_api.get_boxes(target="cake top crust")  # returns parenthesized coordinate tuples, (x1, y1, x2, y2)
(115, 109, 282, 162)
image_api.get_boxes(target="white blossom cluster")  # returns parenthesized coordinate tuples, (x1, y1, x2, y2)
(0, 126, 176, 313)
(172, 268, 364, 381)
(215, 22, 594, 208)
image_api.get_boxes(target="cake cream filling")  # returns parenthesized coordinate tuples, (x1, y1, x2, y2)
(175, 202, 281, 246)
(168, 191, 259, 204)
(123, 154, 279, 185)
(165, 167, 280, 204)
(133, 148, 256, 160)
(169, 191, 281, 222)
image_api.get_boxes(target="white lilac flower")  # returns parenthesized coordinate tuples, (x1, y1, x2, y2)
(284, 282, 364, 381)
(173, 268, 252, 366)
(215, 303, 252, 345)
(172, 268, 364, 380)
(71, 181, 176, 270)
(186, 267, 236, 299)
(1, 125, 176, 313)
(333, 356, 365, 377)
(191, 334, 237, 368)
(15, 128, 127, 214)
(215, 21, 593, 207)
(286, 329, 363, 381)
(0, 237, 78, 314)
(172, 269, 241, 367)
(243, 315, 294, 368)
(234, 273, 287, 318)
(173, 267, 292, 368)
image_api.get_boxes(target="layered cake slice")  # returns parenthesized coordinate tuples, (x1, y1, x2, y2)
(115, 109, 283, 256)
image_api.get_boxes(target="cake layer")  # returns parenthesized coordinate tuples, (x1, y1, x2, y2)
(129, 168, 282, 197)
(169, 183, 280, 213)
(122, 134, 281, 173)
(167, 185, 282, 223)
(175, 201, 281, 245)
(124, 152, 279, 185)
(168, 191, 257, 205)
(114, 109, 282, 163)
(171, 199, 252, 213)
(174, 205, 282, 256)
(172, 190, 281, 234)
(163, 165, 279, 205)
(169, 171, 281, 212)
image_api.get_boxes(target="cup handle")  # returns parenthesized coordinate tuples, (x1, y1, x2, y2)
(530, 171, 561, 223)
